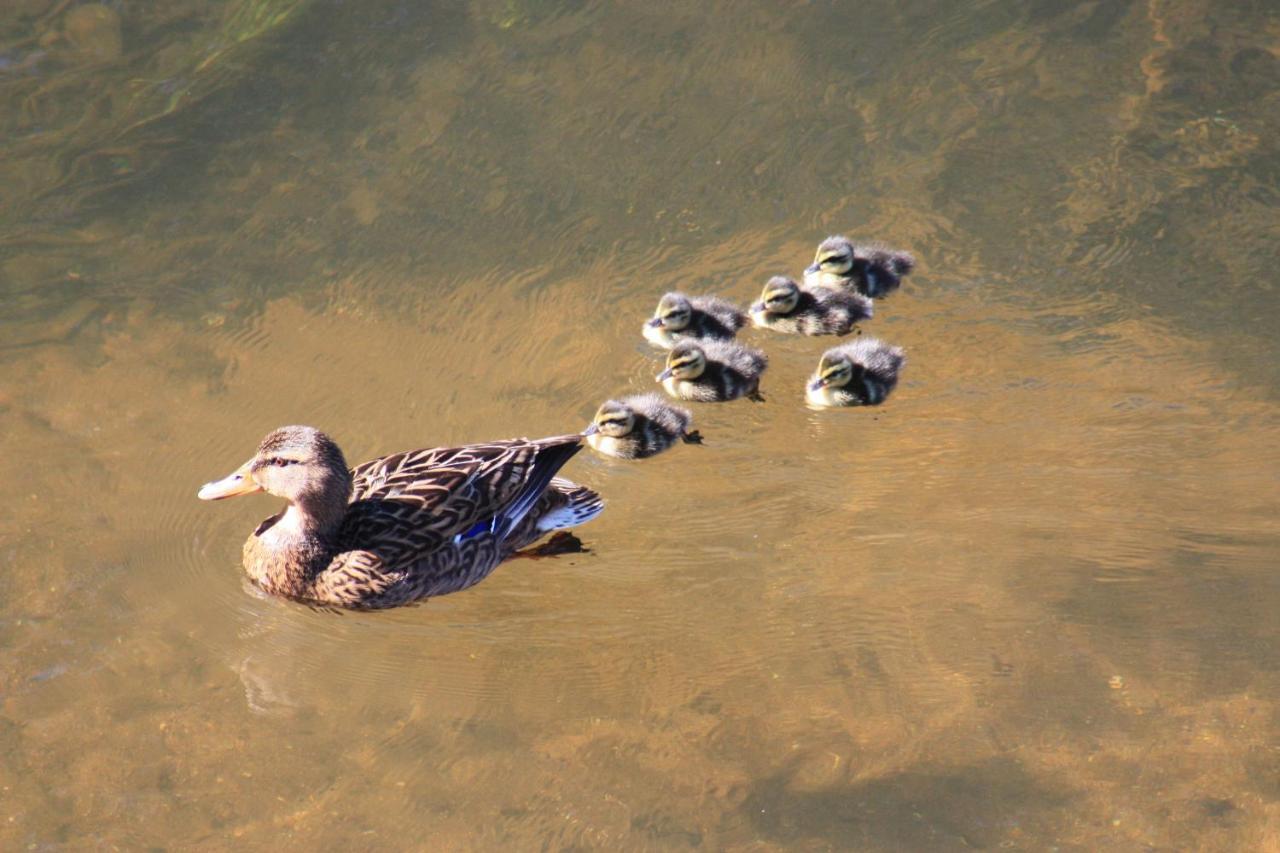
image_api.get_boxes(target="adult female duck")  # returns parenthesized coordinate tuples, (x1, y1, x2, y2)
(198, 426, 602, 608)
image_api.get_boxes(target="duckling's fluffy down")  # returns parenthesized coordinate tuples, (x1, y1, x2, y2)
(699, 339, 768, 376)
(690, 295, 749, 332)
(828, 337, 906, 378)
(623, 393, 694, 436)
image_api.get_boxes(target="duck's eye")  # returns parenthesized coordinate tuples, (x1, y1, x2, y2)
(272, 457, 298, 467)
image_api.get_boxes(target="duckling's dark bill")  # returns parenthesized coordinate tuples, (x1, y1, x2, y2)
(197, 460, 262, 500)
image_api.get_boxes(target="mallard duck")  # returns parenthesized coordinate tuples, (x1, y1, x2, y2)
(806, 338, 906, 407)
(587, 394, 702, 459)
(657, 339, 768, 402)
(748, 275, 873, 336)
(642, 292, 747, 349)
(804, 235, 915, 298)
(197, 425, 603, 609)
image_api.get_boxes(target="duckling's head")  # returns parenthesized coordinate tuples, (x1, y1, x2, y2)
(806, 236, 855, 277)
(647, 292, 693, 331)
(657, 342, 707, 382)
(752, 276, 801, 314)
(808, 352, 856, 392)
(198, 426, 351, 510)
(592, 400, 637, 438)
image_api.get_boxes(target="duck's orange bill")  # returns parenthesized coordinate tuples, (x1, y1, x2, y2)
(197, 460, 262, 500)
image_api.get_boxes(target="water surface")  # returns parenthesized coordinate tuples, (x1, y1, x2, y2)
(2, 0, 1279, 849)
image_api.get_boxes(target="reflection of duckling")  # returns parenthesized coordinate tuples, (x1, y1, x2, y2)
(657, 340, 767, 402)
(749, 276, 872, 336)
(642, 292, 747, 348)
(806, 338, 905, 407)
(804, 236, 915, 298)
(587, 394, 702, 459)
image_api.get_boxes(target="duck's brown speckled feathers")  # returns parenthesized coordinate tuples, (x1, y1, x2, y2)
(239, 432, 601, 609)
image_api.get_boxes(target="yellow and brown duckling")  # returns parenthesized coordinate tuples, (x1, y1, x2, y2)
(806, 338, 906, 407)
(642, 291, 748, 349)
(804, 235, 915, 298)
(197, 425, 602, 609)
(748, 275, 873, 336)
(587, 394, 703, 459)
(657, 339, 768, 402)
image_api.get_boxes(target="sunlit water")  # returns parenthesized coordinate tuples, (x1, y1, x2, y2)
(2, 0, 1279, 849)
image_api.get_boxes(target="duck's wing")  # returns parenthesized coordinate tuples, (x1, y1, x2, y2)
(338, 434, 585, 561)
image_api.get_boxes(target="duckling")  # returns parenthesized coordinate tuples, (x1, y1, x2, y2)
(804, 235, 915, 298)
(749, 276, 873, 336)
(657, 339, 767, 402)
(642, 292, 747, 349)
(806, 338, 906, 407)
(587, 394, 703, 459)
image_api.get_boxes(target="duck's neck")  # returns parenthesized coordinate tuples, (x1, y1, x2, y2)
(246, 493, 347, 596)
(279, 496, 345, 540)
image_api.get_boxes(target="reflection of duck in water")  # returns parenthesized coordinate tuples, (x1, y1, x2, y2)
(643, 292, 747, 349)
(804, 236, 915, 298)
(198, 425, 602, 608)
(657, 340, 768, 403)
(806, 338, 906, 407)
(587, 394, 702, 459)
(748, 276, 873, 336)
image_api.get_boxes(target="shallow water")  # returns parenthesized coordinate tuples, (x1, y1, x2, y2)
(2, 0, 1279, 849)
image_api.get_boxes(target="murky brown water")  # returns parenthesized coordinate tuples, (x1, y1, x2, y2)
(3, 0, 1279, 849)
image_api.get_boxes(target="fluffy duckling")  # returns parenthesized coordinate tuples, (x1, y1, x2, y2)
(587, 394, 703, 459)
(804, 235, 915, 298)
(749, 276, 873, 336)
(642, 292, 747, 349)
(657, 339, 767, 402)
(806, 338, 906, 407)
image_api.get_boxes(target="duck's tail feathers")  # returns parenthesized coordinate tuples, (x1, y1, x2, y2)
(890, 251, 915, 276)
(536, 478, 604, 532)
(494, 439, 583, 541)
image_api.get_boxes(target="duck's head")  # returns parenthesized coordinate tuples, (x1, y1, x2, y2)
(752, 276, 801, 315)
(808, 352, 856, 392)
(592, 400, 637, 438)
(647, 292, 693, 331)
(805, 236, 854, 277)
(198, 426, 351, 509)
(657, 342, 707, 382)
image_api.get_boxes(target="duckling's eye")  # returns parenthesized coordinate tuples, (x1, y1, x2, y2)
(270, 457, 299, 467)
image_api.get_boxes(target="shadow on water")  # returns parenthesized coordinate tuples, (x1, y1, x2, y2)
(738, 757, 1074, 850)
